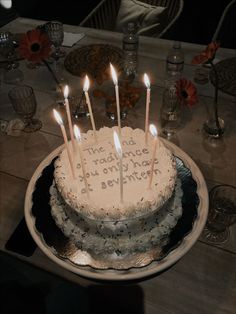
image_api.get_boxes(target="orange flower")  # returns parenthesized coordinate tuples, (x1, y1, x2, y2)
(18, 29, 51, 63)
(175, 78, 198, 107)
(192, 41, 220, 65)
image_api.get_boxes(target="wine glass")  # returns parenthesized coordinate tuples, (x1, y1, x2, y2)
(0, 31, 24, 84)
(202, 185, 236, 244)
(45, 21, 66, 59)
(8, 85, 42, 132)
(45, 21, 66, 84)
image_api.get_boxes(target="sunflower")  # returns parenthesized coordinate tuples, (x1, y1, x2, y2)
(18, 29, 51, 63)
(175, 78, 198, 107)
(192, 41, 220, 65)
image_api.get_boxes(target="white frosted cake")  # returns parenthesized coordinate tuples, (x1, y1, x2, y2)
(50, 127, 182, 256)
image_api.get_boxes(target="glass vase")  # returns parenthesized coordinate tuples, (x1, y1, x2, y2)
(161, 84, 181, 137)
(203, 61, 225, 138)
(203, 116, 225, 138)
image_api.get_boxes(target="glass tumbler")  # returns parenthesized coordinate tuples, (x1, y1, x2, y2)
(0, 31, 24, 84)
(202, 185, 236, 244)
(8, 85, 42, 132)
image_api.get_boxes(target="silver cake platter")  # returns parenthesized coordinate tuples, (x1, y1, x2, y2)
(24, 139, 209, 281)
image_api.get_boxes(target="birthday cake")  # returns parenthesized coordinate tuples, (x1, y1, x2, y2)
(50, 127, 183, 256)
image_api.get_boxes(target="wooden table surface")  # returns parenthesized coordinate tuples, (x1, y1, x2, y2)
(0, 18, 236, 314)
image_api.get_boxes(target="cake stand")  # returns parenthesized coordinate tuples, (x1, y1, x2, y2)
(24, 139, 209, 281)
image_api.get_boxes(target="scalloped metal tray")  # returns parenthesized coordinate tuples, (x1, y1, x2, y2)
(24, 140, 209, 281)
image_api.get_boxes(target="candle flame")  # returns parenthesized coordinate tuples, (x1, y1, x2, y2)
(144, 73, 150, 89)
(64, 85, 69, 99)
(73, 124, 81, 141)
(83, 75, 90, 92)
(53, 109, 63, 125)
(113, 131, 122, 157)
(110, 63, 118, 85)
(149, 124, 158, 137)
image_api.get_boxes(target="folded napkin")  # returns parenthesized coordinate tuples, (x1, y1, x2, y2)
(0, 119, 24, 136)
(62, 32, 85, 47)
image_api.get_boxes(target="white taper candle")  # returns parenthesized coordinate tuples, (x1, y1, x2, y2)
(110, 63, 121, 135)
(64, 85, 76, 152)
(113, 131, 123, 203)
(148, 124, 158, 189)
(53, 109, 76, 179)
(83, 75, 97, 142)
(73, 125, 90, 197)
(144, 73, 151, 145)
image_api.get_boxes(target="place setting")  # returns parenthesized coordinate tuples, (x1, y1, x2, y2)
(1, 21, 143, 133)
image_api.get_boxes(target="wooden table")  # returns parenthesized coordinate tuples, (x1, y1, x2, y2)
(0, 18, 236, 314)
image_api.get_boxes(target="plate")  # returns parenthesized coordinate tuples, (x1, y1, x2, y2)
(64, 44, 123, 85)
(24, 140, 208, 281)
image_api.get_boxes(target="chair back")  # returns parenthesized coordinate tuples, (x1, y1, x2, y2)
(80, 0, 184, 38)
(211, 0, 236, 44)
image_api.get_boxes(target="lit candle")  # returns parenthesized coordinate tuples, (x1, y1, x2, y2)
(110, 63, 121, 135)
(144, 73, 151, 145)
(73, 125, 90, 197)
(148, 124, 158, 189)
(64, 85, 76, 152)
(83, 75, 97, 142)
(53, 109, 76, 179)
(113, 131, 123, 203)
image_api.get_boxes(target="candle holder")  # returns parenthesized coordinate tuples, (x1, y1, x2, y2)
(73, 92, 89, 119)
(93, 81, 142, 121)
(105, 99, 128, 121)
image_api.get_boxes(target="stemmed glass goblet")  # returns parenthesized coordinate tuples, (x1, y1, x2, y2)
(45, 21, 66, 59)
(202, 184, 236, 244)
(0, 31, 24, 84)
(45, 21, 66, 85)
(8, 85, 42, 132)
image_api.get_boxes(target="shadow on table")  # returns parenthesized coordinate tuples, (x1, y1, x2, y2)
(88, 284, 144, 314)
(0, 252, 144, 314)
(0, 281, 144, 314)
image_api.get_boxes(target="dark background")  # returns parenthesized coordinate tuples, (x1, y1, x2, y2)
(1, 0, 235, 47)
(165, 0, 236, 47)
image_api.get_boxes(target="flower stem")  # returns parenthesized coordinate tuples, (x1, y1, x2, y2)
(42, 59, 63, 94)
(210, 60, 220, 131)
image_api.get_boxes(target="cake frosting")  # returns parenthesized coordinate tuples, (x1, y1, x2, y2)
(54, 127, 177, 220)
(50, 178, 182, 255)
(50, 127, 181, 255)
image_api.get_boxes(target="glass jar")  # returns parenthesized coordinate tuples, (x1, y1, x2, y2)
(166, 41, 184, 79)
(122, 22, 139, 80)
(161, 82, 181, 137)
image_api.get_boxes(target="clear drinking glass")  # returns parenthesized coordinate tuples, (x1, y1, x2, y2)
(45, 21, 66, 59)
(0, 31, 24, 84)
(202, 185, 236, 244)
(8, 85, 42, 132)
(160, 83, 181, 137)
